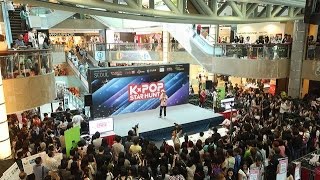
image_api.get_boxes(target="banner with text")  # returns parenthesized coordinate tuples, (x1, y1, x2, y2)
(88, 64, 189, 118)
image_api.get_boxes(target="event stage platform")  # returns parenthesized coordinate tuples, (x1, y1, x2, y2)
(112, 104, 224, 141)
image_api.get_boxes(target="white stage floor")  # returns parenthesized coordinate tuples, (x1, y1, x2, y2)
(112, 104, 223, 140)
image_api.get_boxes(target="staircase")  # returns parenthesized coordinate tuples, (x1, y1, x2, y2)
(9, 8, 27, 42)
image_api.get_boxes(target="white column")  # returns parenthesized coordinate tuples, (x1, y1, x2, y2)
(162, 31, 169, 63)
(288, 20, 306, 98)
(0, 69, 11, 159)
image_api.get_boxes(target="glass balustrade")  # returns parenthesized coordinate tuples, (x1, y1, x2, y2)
(51, 44, 67, 52)
(86, 42, 161, 56)
(306, 45, 320, 60)
(0, 49, 53, 79)
(86, 42, 290, 61)
(29, 7, 54, 16)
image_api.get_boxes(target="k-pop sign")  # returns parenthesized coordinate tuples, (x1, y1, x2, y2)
(128, 82, 164, 101)
(88, 64, 189, 118)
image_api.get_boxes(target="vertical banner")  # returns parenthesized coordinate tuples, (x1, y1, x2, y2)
(276, 157, 288, 180)
(294, 162, 301, 180)
(88, 64, 190, 118)
(65, 126, 81, 157)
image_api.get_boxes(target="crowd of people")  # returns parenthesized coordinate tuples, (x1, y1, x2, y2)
(67, 50, 89, 77)
(13, 28, 50, 50)
(7, 81, 320, 180)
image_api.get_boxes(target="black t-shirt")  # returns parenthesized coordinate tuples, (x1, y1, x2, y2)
(95, 153, 108, 170)
(268, 154, 282, 179)
(263, 99, 270, 111)
(292, 135, 303, 149)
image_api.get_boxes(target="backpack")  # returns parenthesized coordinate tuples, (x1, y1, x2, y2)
(23, 33, 29, 43)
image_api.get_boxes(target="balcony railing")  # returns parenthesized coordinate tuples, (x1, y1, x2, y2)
(29, 7, 54, 16)
(0, 49, 53, 80)
(86, 42, 161, 56)
(306, 45, 320, 60)
(170, 42, 291, 60)
(86, 42, 291, 61)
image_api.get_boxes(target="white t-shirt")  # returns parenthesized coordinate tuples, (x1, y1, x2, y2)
(238, 169, 248, 180)
(72, 115, 83, 127)
(6, 1, 14, 11)
(92, 137, 103, 149)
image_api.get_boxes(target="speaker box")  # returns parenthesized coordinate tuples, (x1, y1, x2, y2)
(205, 80, 213, 90)
(84, 94, 92, 106)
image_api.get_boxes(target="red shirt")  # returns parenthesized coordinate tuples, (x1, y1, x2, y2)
(200, 91, 206, 103)
(21, 117, 27, 125)
(33, 118, 41, 127)
(197, 25, 202, 31)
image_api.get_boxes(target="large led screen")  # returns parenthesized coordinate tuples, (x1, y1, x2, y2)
(88, 64, 189, 118)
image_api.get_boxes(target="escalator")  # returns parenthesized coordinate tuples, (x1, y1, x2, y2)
(165, 23, 222, 72)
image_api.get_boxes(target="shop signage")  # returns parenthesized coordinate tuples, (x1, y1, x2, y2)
(95, 51, 106, 61)
(115, 51, 153, 61)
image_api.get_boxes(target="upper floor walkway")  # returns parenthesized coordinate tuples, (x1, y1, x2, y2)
(0, 49, 56, 114)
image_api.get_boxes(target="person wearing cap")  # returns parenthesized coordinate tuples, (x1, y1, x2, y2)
(159, 90, 168, 118)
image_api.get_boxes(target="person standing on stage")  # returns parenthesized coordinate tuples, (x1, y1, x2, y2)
(159, 90, 168, 118)
(199, 89, 206, 108)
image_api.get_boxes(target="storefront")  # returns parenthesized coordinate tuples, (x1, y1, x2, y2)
(236, 22, 287, 43)
(49, 30, 100, 48)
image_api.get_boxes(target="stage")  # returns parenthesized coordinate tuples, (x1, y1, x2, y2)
(112, 104, 224, 141)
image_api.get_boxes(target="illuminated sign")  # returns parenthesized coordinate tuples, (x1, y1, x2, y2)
(128, 82, 164, 101)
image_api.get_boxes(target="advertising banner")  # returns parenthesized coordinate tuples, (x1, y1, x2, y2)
(88, 64, 189, 118)
(65, 126, 81, 157)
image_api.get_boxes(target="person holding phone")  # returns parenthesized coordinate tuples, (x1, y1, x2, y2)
(159, 90, 168, 118)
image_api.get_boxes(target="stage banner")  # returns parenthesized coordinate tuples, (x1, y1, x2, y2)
(88, 64, 189, 118)
(65, 126, 81, 157)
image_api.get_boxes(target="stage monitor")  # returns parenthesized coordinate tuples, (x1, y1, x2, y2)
(221, 97, 235, 110)
(89, 117, 114, 135)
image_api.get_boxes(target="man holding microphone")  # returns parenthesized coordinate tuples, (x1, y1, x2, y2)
(159, 90, 168, 118)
